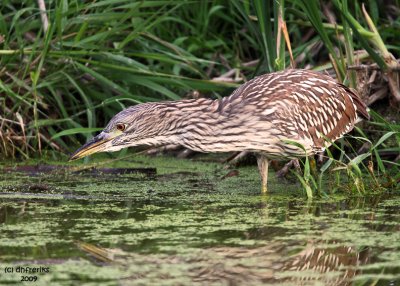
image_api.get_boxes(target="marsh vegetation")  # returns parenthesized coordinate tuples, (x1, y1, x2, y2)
(1, 0, 399, 195)
(0, 0, 400, 284)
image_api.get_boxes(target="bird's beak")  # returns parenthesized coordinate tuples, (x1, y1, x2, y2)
(69, 132, 114, 161)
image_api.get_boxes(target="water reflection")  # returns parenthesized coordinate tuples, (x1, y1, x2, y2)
(76, 239, 372, 285)
(283, 241, 370, 285)
(0, 167, 399, 285)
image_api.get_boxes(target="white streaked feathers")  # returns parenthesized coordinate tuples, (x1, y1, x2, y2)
(105, 69, 367, 159)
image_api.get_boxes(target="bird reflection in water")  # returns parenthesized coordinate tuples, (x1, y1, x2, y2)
(77, 240, 370, 285)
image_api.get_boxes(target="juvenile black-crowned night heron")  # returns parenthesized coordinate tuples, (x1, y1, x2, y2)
(70, 69, 369, 192)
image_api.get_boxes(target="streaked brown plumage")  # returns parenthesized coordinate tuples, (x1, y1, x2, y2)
(70, 69, 369, 192)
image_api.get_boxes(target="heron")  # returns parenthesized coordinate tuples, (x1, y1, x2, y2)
(70, 69, 369, 193)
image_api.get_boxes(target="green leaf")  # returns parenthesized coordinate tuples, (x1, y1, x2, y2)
(320, 158, 334, 173)
(349, 153, 370, 166)
(51, 128, 102, 140)
(293, 172, 313, 198)
(371, 131, 398, 150)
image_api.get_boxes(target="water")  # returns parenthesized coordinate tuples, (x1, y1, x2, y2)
(0, 156, 399, 285)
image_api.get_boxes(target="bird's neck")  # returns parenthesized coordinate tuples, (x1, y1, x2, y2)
(161, 97, 240, 153)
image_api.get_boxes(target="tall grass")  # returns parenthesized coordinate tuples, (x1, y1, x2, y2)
(1, 0, 240, 158)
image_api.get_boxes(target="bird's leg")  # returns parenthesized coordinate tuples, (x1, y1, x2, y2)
(309, 156, 318, 178)
(276, 159, 300, 178)
(224, 151, 249, 169)
(257, 155, 269, 193)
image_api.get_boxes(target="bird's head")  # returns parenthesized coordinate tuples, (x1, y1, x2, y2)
(69, 103, 174, 161)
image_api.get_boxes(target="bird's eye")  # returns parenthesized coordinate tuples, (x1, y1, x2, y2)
(116, 123, 126, 132)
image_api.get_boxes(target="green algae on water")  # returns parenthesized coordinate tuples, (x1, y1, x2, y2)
(0, 155, 399, 285)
